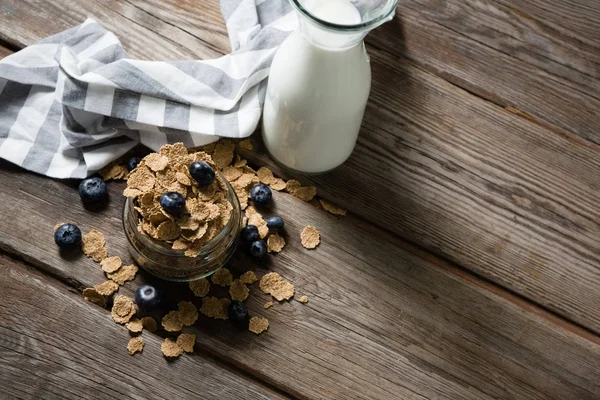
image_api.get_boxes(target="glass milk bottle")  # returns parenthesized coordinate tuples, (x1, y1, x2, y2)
(262, 0, 398, 173)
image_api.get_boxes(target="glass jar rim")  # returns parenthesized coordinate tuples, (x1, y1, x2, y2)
(123, 174, 240, 260)
(290, 0, 398, 32)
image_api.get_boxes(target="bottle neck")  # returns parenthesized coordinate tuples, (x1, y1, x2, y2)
(297, 12, 367, 50)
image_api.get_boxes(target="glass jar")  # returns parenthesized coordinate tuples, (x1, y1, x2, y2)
(122, 176, 242, 282)
(262, 0, 398, 174)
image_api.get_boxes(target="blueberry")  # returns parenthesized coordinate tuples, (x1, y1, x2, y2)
(160, 192, 186, 217)
(78, 177, 108, 205)
(249, 240, 267, 259)
(266, 216, 284, 231)
(250, 184, 272, 206)
(127, 156, 143, 171)
(240, 225, 259, 243)
(135, 284, 162, 309)
(189, 161, 215, 186)
(54, 223, 82, 249)
(228, 301, 249, 325)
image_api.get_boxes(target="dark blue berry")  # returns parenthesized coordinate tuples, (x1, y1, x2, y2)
(249, 240, 267, 259)
(54, 223, 82, 249)
(135, 285, 162, 309)
(160, 192, 186, 217)
(189, 161, 215, 186)
(127, 156, 143, 171)
(78, 177, 108, 205)
(240, 225, 259, 243)
(266, 216, 284, 231)
(228, 301, 249, 325)
(250, 184, 272, 206)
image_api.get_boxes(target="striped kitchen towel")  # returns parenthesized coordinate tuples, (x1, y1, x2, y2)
(0, 0, 296, 179)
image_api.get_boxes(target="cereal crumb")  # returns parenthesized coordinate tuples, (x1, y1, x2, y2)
(161, 338, 183, 358)
(319, 199, 347, 216)
(107, 264, 138, 285)
(257, 167, 277, 185)
(249, 317, 269, 334)
(200, 296, 229, 320)
(94, 280, 119, 296)
(189, 278, 210, 297)
(270, 178, 287, 191)
(111, 295, 136, 324)
(141, 316, 157, 333)
(100, 163, 128, 181)
(299, 295, 309, 304)
(239, 271, 258, 285)
(81, 229, 108, 262)
(177, 301, 199, 326)
(259, 272, 295, 301)
(211, 268, 233, 287)
(237, 139, 253, 151)
(176, 333, 196, 353)
(264, 301, 273, 309)
(286, 180, 316, 202)
(126, 318, 143, 333)
(301, 226, 320, 249)
(83, 288, 107, 308)
(267, 234, 285, 253)
(100, 256, 122, 274)
(162, 311, 183, 332)
(229, 280, 249, 302)
(127, 337, 144, 355)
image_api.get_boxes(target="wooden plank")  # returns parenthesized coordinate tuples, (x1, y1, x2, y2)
(0, 253, 285, 400)
(0, 46, 11, 59)
(0, 164, 598, 399)
(367, 4, 600, 144)
(1, 0, 599, 336)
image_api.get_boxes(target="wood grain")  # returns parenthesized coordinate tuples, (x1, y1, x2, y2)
(0, 46, 11, 59)
(0, 253, 284, 400)
(1, 0, 599, 346)
(0, 163, 598, 399)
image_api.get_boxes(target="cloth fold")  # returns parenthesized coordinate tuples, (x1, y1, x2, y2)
(0, 0, 295, 178)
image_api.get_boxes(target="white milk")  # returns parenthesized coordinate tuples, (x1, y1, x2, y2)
(262, 0, 371, 173)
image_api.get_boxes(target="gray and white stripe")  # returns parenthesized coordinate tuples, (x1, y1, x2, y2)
(0, 0, 295, 178)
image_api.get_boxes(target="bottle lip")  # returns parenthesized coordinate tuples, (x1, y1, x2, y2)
(290, 0, 398, 32)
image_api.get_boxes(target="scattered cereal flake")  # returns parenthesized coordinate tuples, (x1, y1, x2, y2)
(83, 288, 107, 308)
(177, 301, 199, 326)
(320, 199, 347, 216)
(286, 179, 301, 193)
(107, 264, 138, 285)
(176, 333, 196, 353)
(162, 311, 183, 332)
(237, 139, 253, 151)
(161, 338, 183, 358)
(212, 140, 235, 170)
(100, 256, 122, 274)
(239, 271, 257, 285)
(211, 268, 233, 287)
(249, 317, 269, 334)
(126, 318, 143, 333)
(127, 337, 144, 355)
(81, 229, 108, 262)
(189, 278, 210, 297)
(111, 295, 136, 324)
(54, 222, 65, 231)
(145, 153, 169, 172)
(257, 167, 277, 185)
(301, 225, 320, 249)
(229, 280, 249, 302)
(141, 316, 158, 333)
(270, 178, 287, 191)
(267, 234, 285, 253)
(100, 164, 128, 181)
(264, 301, 273, 309)
(94, 280, 119, 296)
(299, 295, 309, 304)
(259, 272, 295, 301)
(222, 166, 243, 182)
(200, 297, 229, 320)
(291, 186, 316, 202)
(233, 158, 247, 168)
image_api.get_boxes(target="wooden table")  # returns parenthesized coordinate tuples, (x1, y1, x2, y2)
(1, 1, 599, 399)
